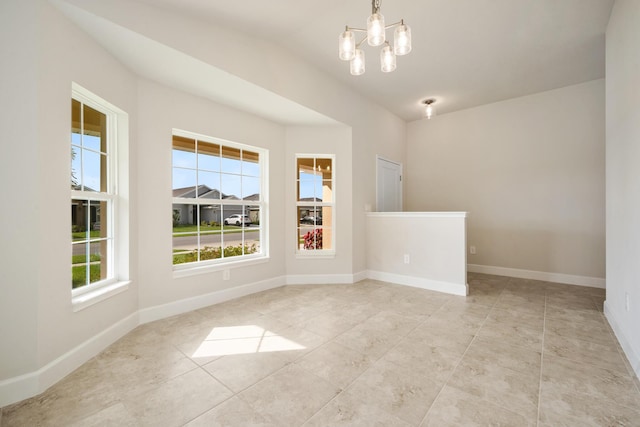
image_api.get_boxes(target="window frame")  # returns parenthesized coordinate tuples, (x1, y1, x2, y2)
(295, 154, 336, 258)
(172, 129, 269, 275)
(71, 83, 130, 309)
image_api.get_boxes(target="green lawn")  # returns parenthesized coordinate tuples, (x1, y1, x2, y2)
(72, 264, 101, 288)
(72, 230, 101, 240)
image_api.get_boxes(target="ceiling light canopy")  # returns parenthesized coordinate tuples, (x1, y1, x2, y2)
(423, 99, 437, 119)
(338, 0, 412, 75)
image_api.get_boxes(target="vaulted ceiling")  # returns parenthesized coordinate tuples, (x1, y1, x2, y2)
(58, 0, 614, 122)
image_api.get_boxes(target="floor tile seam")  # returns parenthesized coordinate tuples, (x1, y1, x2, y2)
(536, 293, 549, 427)
(418, 295, 500, 426)
(542, 351, 640, 386)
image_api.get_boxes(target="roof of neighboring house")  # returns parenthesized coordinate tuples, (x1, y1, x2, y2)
(173, 185, 260, 201)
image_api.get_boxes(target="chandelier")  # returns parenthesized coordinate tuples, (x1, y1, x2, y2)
(338, 0, 412, 75)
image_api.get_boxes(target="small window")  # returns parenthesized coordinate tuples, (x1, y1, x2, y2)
(70, 88, 122, 292)
(296, 155, 334, 255)
(172, 131, 267, 270)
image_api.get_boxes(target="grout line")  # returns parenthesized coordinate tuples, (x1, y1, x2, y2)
(536, 291, 547, 427)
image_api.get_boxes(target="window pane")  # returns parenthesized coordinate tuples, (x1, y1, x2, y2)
(298, 206, 322, 225)
(72, 242, 88, 289)
(318, 180, 333, 202)
(222, 205, 246, 227)
(82, 149, 103, 192)
(221, 146, 242, 174)
(71, 199, 89, 241)
(198, 141, 220, 171)
(221, 173, 241, 199)
(71, 99, 81, 134)
(83, 104, 106, 152)
(172, 168, 197, 196)
(89, 244, 106, 284)
(198, 171, 220, 197)
(172, 136, 197, 169)
(199, 203, 222, 227)
(297, 158, 315, 180)
(298, 175, 321, 201)
(242, 151, 260, 177)
(298, 228, 324, 250)
(173, 203, 198, 265)
(242, 176, 260, 199)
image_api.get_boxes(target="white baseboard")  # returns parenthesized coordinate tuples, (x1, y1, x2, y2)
(139, 276, 285, 324)
(0, 311, 138, 408)
(285, 273, 359, 285)
(467, 264, 606, 288)
(367, 270, 468, 296)
(604, 301, 640, 381)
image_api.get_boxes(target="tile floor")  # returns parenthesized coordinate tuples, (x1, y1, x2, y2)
(2, 273, 640, 426)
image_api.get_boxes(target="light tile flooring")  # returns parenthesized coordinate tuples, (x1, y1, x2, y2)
(2, 273, 640, 426)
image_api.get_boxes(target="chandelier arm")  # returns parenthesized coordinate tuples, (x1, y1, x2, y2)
(346, 26, 367, 32)
(355, 36, 368, 48)
(385, 21, 404, 29)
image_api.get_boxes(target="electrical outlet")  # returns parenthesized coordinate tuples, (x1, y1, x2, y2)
(469, 246, 476, 255)
(626, 293, 630, 312)
(223, 269, 230, 281)
(403, 254, 410, 264)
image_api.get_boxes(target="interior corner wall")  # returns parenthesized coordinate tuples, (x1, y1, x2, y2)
(605, 0, 640, 378)
(135, 80, 287, 310)
(405, 80, 605, 282)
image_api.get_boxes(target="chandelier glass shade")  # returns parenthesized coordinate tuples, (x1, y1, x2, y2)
(338, 0, 411, 75)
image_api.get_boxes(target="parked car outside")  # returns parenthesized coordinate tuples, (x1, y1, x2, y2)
(224, 214, 252, 226)
(300, 215, 322, 225)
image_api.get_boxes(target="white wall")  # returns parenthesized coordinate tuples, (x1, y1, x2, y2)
(406, 80, 605, 285)
(136, 80, 287, 310)
(0, 0, 40, 384)
(604, 0, 640, 379)
(366, 213, 468, 296)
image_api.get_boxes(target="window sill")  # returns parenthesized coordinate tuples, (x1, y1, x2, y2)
(72, 280, 131, 312)
(173, 256, 270, 279)
(295, 250, 336, 259)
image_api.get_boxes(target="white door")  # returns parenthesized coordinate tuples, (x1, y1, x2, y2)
(376, 157, 403, 212)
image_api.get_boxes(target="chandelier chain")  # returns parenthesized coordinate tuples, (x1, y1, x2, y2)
(372, 0, 381, 14)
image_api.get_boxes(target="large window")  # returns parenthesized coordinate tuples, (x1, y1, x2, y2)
(172, 131, 266, 269)
(296, 155, 334, 254)
(71, 89, 117, 291)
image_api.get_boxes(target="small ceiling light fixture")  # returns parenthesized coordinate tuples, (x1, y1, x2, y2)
(423, 99, 437, 119)
(338, 0, 412, 75)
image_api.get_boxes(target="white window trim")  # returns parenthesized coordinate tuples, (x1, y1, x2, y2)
(171, 129, 269, 275)
(71, 83, 130, 310)
(295, 154, 336, 258)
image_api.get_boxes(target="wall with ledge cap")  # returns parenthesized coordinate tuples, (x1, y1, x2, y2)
(366, 212, 468, 296)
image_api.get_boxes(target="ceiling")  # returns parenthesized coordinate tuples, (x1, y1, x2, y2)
(62, 0, 615, 122)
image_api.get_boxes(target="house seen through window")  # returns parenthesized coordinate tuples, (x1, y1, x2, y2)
(172, 132, 266, 267)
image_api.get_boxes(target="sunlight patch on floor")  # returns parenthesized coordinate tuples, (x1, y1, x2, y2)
(192, 325, 306, 358)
